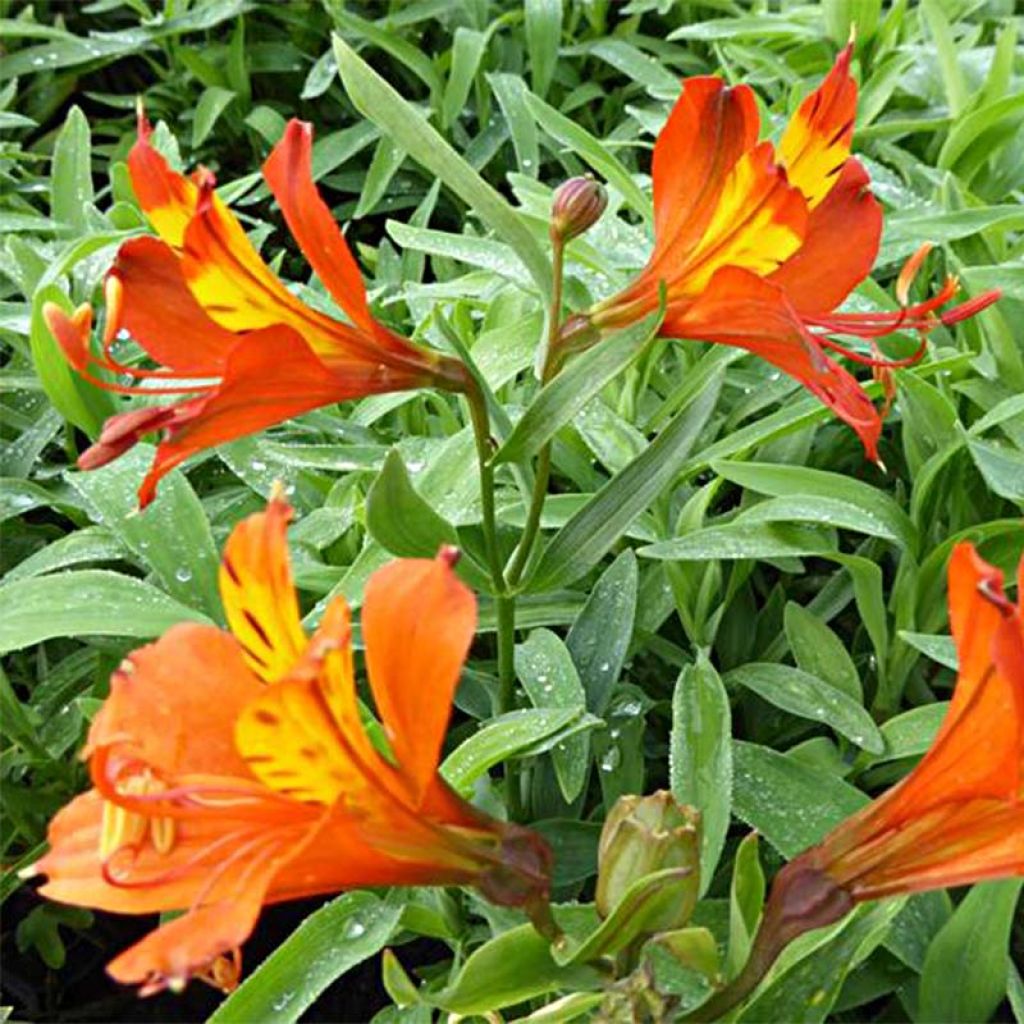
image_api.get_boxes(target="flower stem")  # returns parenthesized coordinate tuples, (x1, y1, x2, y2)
(506, 236, 565, 589)
(466, 380, 505, 596)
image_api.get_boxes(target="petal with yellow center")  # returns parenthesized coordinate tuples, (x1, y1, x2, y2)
(777, 44, 858, 210)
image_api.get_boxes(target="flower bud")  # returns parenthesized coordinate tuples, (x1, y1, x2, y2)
(596, 791, 701, 929)
(550, 176, 607, 243)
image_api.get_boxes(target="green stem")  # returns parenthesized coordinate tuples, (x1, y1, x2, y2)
(496, 592, 524, 819)
(467, 380, 505, 595)
(506, 235, 565, 588)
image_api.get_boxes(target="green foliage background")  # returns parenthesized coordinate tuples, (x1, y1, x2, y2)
(1, 0, 1022, 1021)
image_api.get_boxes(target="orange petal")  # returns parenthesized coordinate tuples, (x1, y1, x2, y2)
(127, 108, 200, 249)
(107, 237, 236, 374)
(35, 788, 301, 915)
(767, 158, 881, 314)
(669, 142, 808, 298)
(262, 120, 376, 337)
(132, 326, 391, 506)
(87, 623, 260, 777)
(105, 820, 312, 994)
(220, 499, 307, 683)
(361, 551, 477, 805)
(665, 265, 882, 460)
(778, 44, 857, 210)
(235, 597, 397, 806)
(650, 77, 759, 272)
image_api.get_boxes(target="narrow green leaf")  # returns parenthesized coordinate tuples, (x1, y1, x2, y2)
(209, 892, 402, 1024)
(191, 86, 236, 147)
(671, 651, 732, 895)
(333, 34, 551, 298)
(515, 629, 589, 802)
(50, 106, 93, 233)
(443, 28, 487, 130)
(727, 663, 884, 754)
(495, 311, 660, 465)
(784, 602, 862, 701)
(530, 368, 722, 590)
(919, 880, 1022, 1023)
(566, 549, 638, 714)
(0, 571, 209, 654)
(365, 448, 459, 557)
(524, 0, 562, 99)
(726, 833, 764, 979)
(731, 741, 868, 857)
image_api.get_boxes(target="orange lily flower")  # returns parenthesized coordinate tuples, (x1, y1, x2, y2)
(694, 543, 1023, 1021)
(27, 498, 551, 996)
(44, 111, 468, 507)
(801, 541, 1024, 896)
(573, 46, 1000, 460)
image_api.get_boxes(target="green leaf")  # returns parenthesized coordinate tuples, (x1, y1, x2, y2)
(565, 549, 638, 714)
(967, 438, 1024, 503)
(0, 571, 210, 654)
(727, 833, 765, 979)
(918, 880, 1022, 1023)
(67, 446, 222, 622)
(494, 311, 661, 465)
(489, 72, 541, 176)
(191, 86, 237, 147)
(874, 702, 948, 764)
(713, 460, 916, 552)
(727, 663, 883, 754)
(525, 0, 562, 98)
(731, 741, 868, 857)
(515, 629, 589, 802)
(440, 708, 598, 795)
(365, 448, 458, 557)
(430, 921, 600, 1014)
(784, 602, 862, 701)
(209, 892, 402, 1024)
(641, 522, 835, 563)
(443, 28, 487, 131)
(530, 368, 722, 590)
(333, 34, 551, 298)
(670, 651, 732, 895)
(50, 106, 93, 234)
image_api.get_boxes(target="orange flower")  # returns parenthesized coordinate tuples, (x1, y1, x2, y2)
(27, 498, 551, 996)
(44, 111, 468, 507)
(801, 542, 1024, 896)
(575, 46, 999, 461)
(693, 543, 1023, 1022)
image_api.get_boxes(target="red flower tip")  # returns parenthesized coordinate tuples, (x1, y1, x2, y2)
(437, 545, 461, 569)
(44, 301, 93, 371)
(896, 242, 933, 306)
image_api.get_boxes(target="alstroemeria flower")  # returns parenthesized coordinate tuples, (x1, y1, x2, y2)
(44, 112, 468, 506)
(698, 543, 1023, 1021)
(573, 46, 1000, 460)
(800, 542, 1024, 896)
(28, 498, 551, 996)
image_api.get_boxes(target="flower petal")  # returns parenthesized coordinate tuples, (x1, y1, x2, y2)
(767, 158, 882, 314)
(262, 120, 376, 337)
(219, 499, 307, 683)
(650, 77, 759, 270)
(665, 265, 881, 459)
(778, 44, 857, 210)
(132, 326, 391, 506)
(361, 552, 477, 805)
(234, 598, 399, 806)
(108, 237, 236, 374)
(105, 821, 312, 994)
(87, 623, 260, 778)
(675, 142, 807, 296)
(127, 110, 199, 248)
